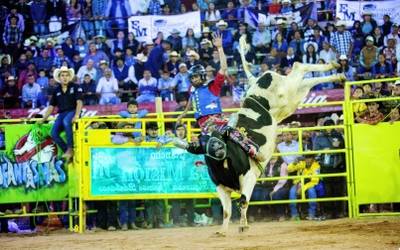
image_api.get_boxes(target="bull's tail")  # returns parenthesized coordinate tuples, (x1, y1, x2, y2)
(238, 35, 256, 83)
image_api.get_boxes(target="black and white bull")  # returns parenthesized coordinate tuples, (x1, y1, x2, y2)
(212, 36, 346, 236)
(171, 36, 346, 235)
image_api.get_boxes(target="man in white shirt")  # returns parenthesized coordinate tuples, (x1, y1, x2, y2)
(96, 68, 120, 105)
(319, 41, 337, 64)
(277, 132, 300, 165)
(76, 59, 97, 84)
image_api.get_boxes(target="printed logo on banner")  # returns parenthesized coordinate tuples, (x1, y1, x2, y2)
(338, 3, 356, 21)
(363, 4, 377, 12)
(130, 20, 148, 39)
(0, 127, 66, 190)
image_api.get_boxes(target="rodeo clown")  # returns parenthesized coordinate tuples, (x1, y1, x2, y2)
(175, 34, 264, 162)
(40, 66, 83, 162)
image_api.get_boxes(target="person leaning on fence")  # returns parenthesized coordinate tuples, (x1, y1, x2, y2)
(355, 101, 384, 125)
(40, 66, 83, 161)
(287, 154, 321, 221)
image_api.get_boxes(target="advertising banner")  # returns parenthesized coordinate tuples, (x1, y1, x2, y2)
(90, 147, 215, 196)
(128, 11, 201, 43)
(336, 0, 400, 26)
(0, 124, 69, 203)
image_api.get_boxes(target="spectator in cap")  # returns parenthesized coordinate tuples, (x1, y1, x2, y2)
(358, 36, 378, 78)
(336, 54, 355, 81)
(129, 53, 147, 85)
(145, 39, 172, 79)
(167, 29, 182, 52)
(172, 63, 190, 97)
(330, 21, 353, 60)
(136, 69, 158, 104)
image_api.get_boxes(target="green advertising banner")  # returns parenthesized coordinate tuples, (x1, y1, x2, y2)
(90, 147, 216, 196)
(0, 124, 69, 204)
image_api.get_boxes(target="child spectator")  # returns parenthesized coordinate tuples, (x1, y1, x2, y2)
(158, 70, 175, 101)
(352, 87, 367, 117)
(37, 69, 49, 106)
(119, 99, 148, 138)
(389, 107, 400, 124)
(372, 54, 393, 78)
(81, 74, 98, 105)
(288, 154, 320, 220)
(362, 83, 374, 98)
(175, 93, 189, 112)
(136, 69, 158, 104)
(355, 102, 384, 125)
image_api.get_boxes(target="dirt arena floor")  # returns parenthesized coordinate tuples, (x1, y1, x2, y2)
(1, 217, 399, 249)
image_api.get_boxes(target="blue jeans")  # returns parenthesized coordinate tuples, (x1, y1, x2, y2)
(34, 23, 47, 35)
(99, 96, 121, 105)
(136, 94, 155, 104)
(289, 185, 317, 218)
(82, 20, 95, 39)
(94, 20, 106, 36)
(119, 200, 136, 225)
(51, 110, 75, 152)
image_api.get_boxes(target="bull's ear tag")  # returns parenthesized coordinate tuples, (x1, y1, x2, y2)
(257, 73, 272, 89)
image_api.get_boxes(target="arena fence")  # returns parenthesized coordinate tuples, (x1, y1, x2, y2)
(1, 79, 399, 232)
(344, 77, 400, 217)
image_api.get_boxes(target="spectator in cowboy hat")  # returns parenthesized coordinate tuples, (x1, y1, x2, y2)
(166, 51, 181, 76)
(167, 28, 182, 52)
(330, 20, 353, 59)
(185, 50, 200, 69)
(360, 11, 377, 36)
(2, 76, 20, 108)
(40, 66, 83, 162)
(215, 20, 233, 54)
(199, 39, 213, 61)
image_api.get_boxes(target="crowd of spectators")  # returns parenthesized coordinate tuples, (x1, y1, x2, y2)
(0, 0, 400, 232)
(0, 0, 397, 114)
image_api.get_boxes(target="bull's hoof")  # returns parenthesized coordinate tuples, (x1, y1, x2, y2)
(330, 61, 341, 69)
(215, 231, 227, 237)
(238, 225, 249, 233)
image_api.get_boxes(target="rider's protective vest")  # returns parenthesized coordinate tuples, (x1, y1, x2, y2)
(191, 85, 222, 119)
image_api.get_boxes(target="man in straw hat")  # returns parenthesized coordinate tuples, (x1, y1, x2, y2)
(40, 66, 83, 161)
(330, 20, 353, 59)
